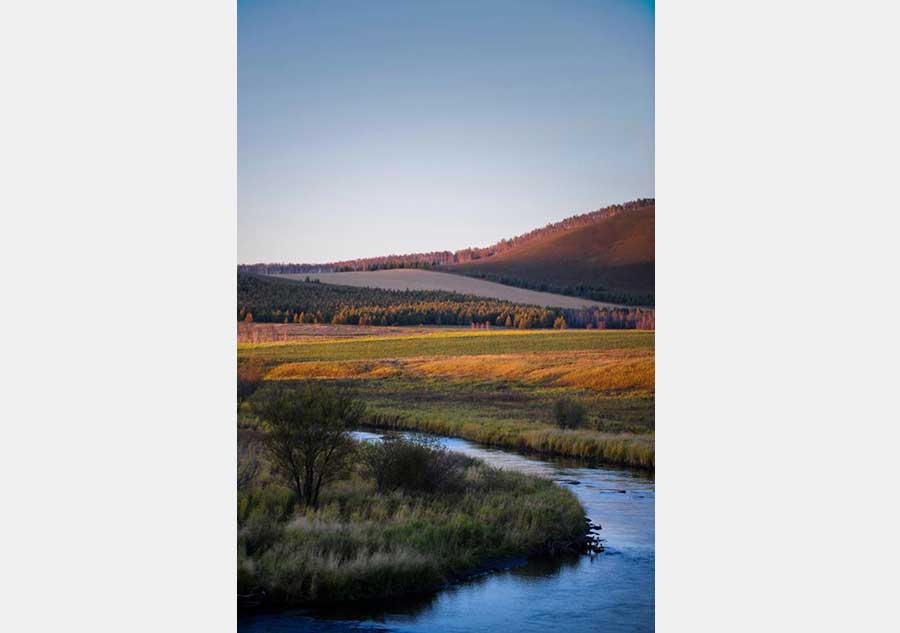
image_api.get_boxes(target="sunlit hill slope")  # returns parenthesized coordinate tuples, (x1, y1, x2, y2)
(445, 203, 654, 305)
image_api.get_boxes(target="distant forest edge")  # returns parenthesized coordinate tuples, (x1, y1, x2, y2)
(446, 271, 654, 308)
(238, 198, 654, 306)
(238, 273, 654, 330)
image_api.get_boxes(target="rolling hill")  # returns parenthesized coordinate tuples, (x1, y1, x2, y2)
(239, 199, 654, 306)
(280, 269, 619, 309)
(445, 202, 654, 305)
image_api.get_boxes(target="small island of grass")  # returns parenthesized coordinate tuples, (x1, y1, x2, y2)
(238, 383, 592, 607)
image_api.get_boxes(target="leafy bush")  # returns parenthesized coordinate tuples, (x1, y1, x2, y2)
(361, 435, 473, 494)
(552, 398, 588, 429)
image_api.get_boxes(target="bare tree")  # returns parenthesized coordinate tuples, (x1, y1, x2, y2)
(255, 383, 362, 508)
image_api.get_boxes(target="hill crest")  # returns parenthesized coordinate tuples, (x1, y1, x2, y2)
(446, 203, 654, 305)
(237, 198, 654, 274)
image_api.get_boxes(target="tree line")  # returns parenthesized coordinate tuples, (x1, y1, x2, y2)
(451, 271, 655, 307)
(237, 273, 653, 330)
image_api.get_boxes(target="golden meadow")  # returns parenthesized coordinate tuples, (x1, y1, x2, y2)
(239, 329, 654, 469)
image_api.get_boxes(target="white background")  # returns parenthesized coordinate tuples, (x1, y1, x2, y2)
(1, 1, 899, 631)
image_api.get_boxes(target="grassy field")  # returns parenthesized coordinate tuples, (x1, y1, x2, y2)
(279, 269, 618, 309)
(239, 329, 653, 362)
(239, 328, 654, 468)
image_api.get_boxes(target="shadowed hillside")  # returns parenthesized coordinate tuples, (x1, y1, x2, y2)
(446, 203, 654, 306)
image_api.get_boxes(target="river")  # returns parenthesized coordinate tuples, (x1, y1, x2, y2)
(238, 431, 655, 632)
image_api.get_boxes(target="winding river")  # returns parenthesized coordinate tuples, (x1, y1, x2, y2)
(238, 431, 655, 632)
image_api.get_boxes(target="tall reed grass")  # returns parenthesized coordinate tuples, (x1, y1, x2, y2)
(367, 412, 654, 469)
(238, 456, 586, 605)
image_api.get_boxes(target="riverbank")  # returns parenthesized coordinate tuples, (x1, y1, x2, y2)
(238, 439, 590, 608)
(364, 413, 654, 470)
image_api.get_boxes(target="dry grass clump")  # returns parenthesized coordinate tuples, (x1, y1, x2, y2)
(410, 350, 654, 393)
(517, 428, 654, 467)
(266, 360, 402, 380)
(367, 413, 654, 469)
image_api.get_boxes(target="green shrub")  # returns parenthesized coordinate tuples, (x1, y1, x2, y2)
(552, 398, 588, 429)
(361, 435, 473, 494)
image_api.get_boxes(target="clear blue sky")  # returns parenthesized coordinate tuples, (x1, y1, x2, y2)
(239, 0, 654, 264)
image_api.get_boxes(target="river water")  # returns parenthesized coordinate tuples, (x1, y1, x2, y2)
(238, 431, 655, 632)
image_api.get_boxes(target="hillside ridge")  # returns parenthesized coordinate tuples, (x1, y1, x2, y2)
(446, 204, 654, 305)
(238, 198, 653, 274)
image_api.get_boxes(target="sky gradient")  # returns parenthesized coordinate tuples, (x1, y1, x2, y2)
(239, 0, 654, 264)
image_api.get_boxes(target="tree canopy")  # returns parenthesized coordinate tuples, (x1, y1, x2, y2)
(254, 383, 363, 508)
